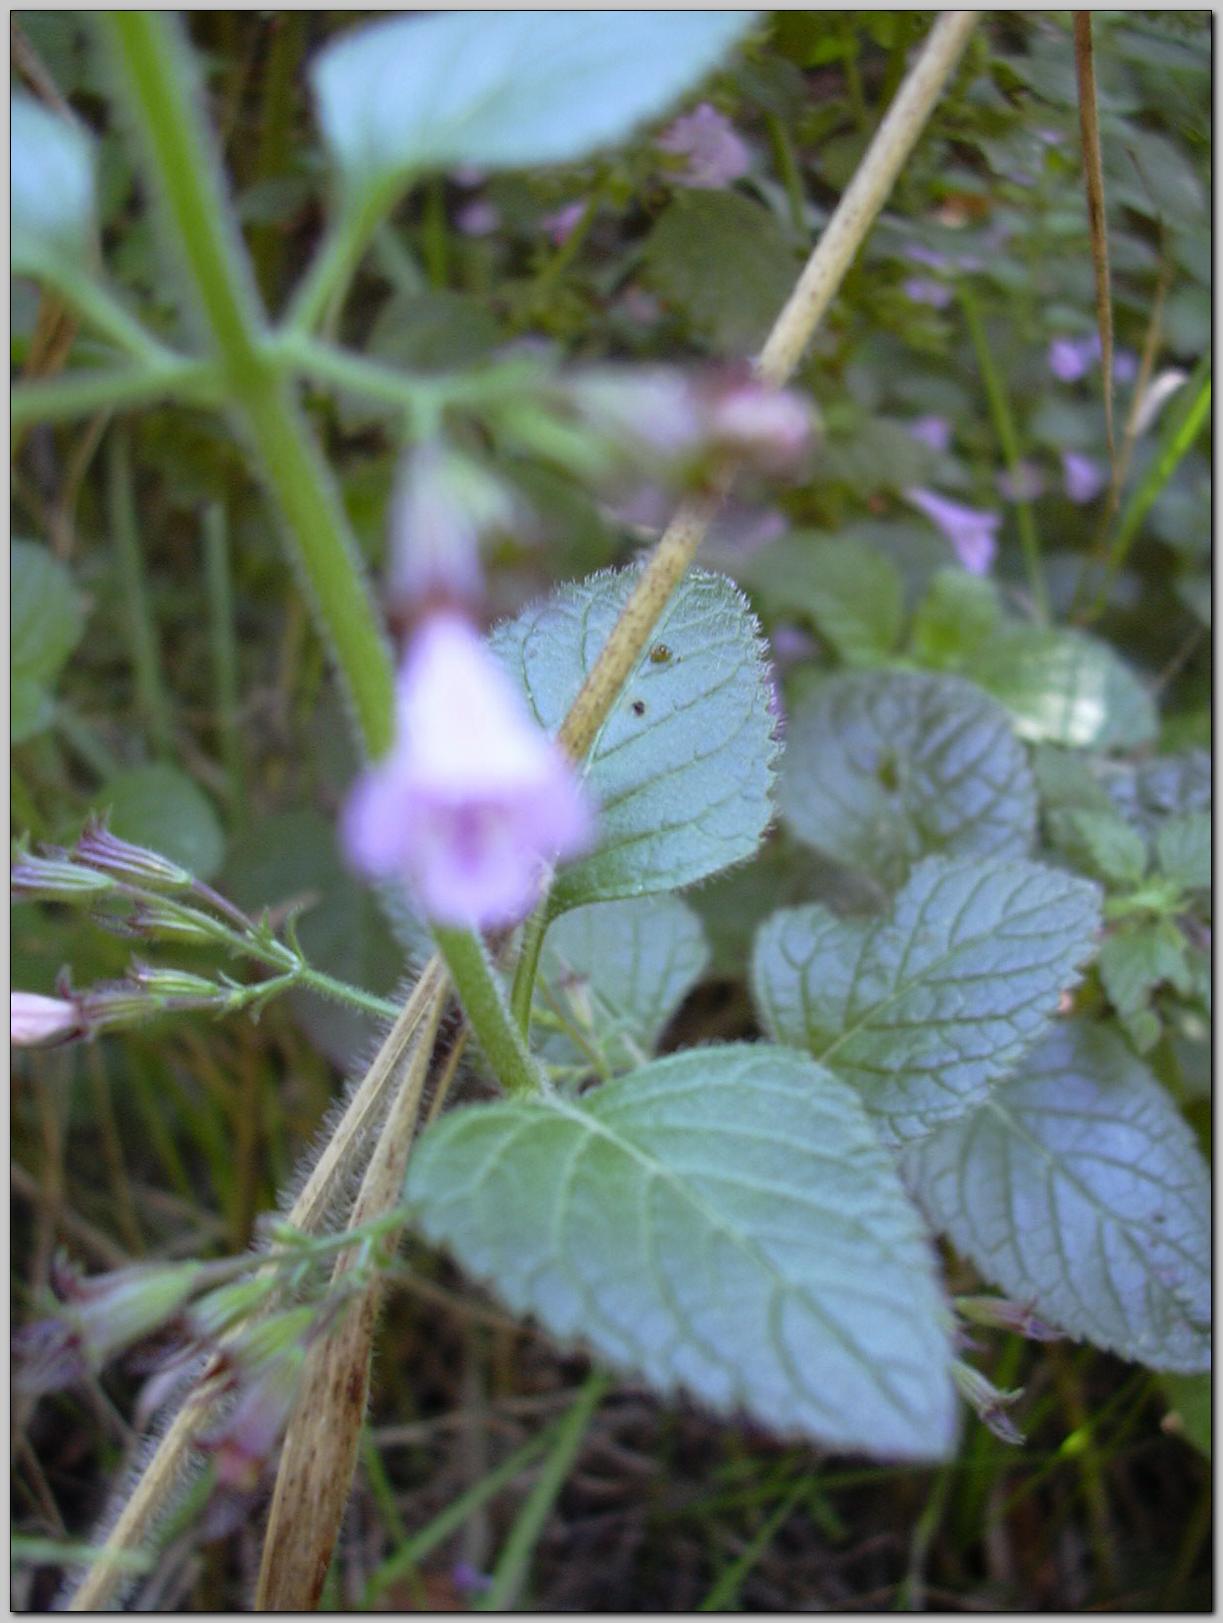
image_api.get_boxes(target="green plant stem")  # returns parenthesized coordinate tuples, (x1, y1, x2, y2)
(476, 1371, 609, 1611)
(282, 193, 388, 337)
(106, 11, 396, 760)
(765, 111, 807, 235)
(203, 503, 246, 820)
(959, 285, 1049, 621)
(25, 254, 179, 367)
(272, 331, 440, 424)
(432, 926, 542, 1097)
(1084, 363, 1211, 624)
(108, 426, 174, 756)
(699, 1477, 806, 1611)
(10, 359, 222, 431)
(423, 175, 449, 288)
(293, 966, 400, 1022)
(509, 906, 550, 1036)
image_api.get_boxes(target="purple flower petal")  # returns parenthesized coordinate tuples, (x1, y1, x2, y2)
(903, 277, 952, 310)
(1047, 334, 1100, 383)
(905, 487, 1000, 576)
(542, 199, 586, 246)
(343, 614, 593, 930)
(907, 415, 952, 454)
(656, 102, 750, 190)
(1061, 451, 1106, 505)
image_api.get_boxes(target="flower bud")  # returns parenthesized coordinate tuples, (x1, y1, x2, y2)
(14, 1258, 205, 1393)
(386, 442, 515, 620)
(75, 817, 195, 890)
(706, 380, 815, 473)
(951, 1358, 1025, 1445)
(10, 991, 84, 1048)
(125, 896, 235, 947)
(956, 1295, 1063, 1343)
(656, 102, 750, 190)
(11, 847, 115, 904)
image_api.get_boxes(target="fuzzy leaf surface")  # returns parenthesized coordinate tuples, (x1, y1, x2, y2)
(493, 568, 777, 911)
(905, 1022, 1211, 1372)
(778, 670, 1036, 893)
(312, 12, 755, 207)
(406, 1043, 959, 1457)
(752, 856, 1101, 1143)
(535, 896, 708, 1077)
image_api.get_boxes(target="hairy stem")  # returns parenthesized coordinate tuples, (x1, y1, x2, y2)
(432, 926, 543, 1097)
(254, 993, 446, 1609)
(106, 12, 396, 759)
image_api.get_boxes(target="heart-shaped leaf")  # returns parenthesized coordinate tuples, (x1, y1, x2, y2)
(753, 856, 1101, 1144)
(778, 670, 1037, 894)
(407, 1043, 959, 1458)
(905, 1021, 1210, 1372)
(493, 568, 777, 912)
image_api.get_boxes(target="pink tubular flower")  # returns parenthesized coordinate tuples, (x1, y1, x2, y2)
(905, 487, 1001, 576)
(1061, 451, 1105, 505)
(455, 198, 500, 237)
(656, 102, 750, 190)
(11, 992, 82, 1048)
(343, 613, 593, 929)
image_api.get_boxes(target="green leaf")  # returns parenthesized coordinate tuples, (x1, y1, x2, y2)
(492, 568, 777, 912)
(406, 1043, 958, 1458)
(1098, 919, 1193, 1054)
(12, 540, 85, 691)
(535, 896, 708, 1078)
(94, 765, 225, 882)
(745, 534, 904, 667)
(1155, 813, 1211, 894)
(965, 626, 1158, 750)
(752, 856, 1101, 1144)
(909, 570, 1003, 671)
(11, 676, 55, 747)
(904, 1022, 1210, 1372)
(643, 190, 798, 354)
(1065, 810, 1148, 888)
(1160, 1372, 1211, 1457)
(778, 670, 1037, 893)
(312, 12, 755, 209)
(11, 96, 95, 273)
(1099, 749, 1211, 837)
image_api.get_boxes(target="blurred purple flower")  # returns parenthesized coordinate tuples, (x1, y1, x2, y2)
(452, 1563, 493, 1597)
(770, 623, 817, 670)
(904, 242, 951, 270)
(1114, 347, 1139, 385)
(455, 199, 500, 237)
(707, 381, 814, 470)
(905, 487, 1000, 575)
(343, 613, 593, 929)
(907, 415, 952, 454)
(656, 102, 750, 189)
(996, 461, 1045, 502)
(1061, 451, 1106, 504)
(1048, 334, 1099, 382)
(903, 277, 952, 310)
(387, 442, 514, 613)
(542, 200, 586, 246)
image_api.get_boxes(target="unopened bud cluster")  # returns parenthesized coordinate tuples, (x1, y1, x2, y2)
(11, 822, 300, 1048)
